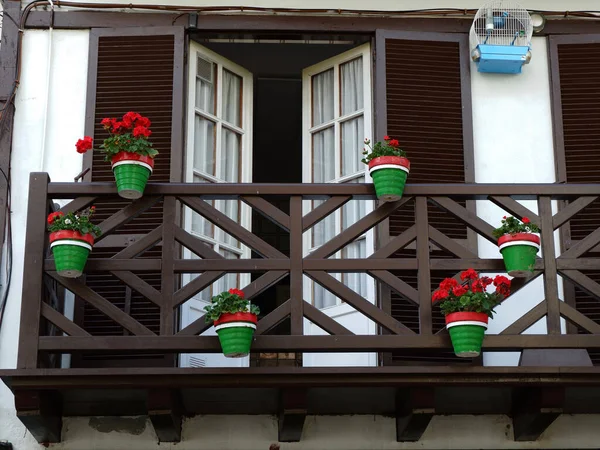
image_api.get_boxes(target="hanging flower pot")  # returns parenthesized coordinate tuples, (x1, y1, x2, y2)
(75, 112, 158, 201)
(214, 312, 258, 358)
(498, 232, 540, 277)
(111, 151, 154, 199)
(47, 208, 102, 278)
(368, 156, 410, 202)
(204, 288, 260, 358)
(445, 311, 488, 358)
(493, 216, 541, 278)
(362, 136, 409, 202)
(433, 269, 511, 358)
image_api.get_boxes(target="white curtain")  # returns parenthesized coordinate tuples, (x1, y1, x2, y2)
(312, 69, 334, 125)
(341, 57, 363, 116)
(222, 70, 242, 127)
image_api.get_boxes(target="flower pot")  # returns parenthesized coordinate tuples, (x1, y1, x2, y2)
(214, 312, 258, 358)
(368, 156, 410, 202)
(49, 230, 95, 278)
(111, 151, 154, 200)
(497, 233, 540, 277)
(445, 311, 488, 358)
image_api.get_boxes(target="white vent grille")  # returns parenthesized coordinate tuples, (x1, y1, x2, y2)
(197, 56, 213, 82)
(189, 356, 206, 367)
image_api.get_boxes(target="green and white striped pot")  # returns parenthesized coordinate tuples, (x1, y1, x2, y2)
(49, 230, 95, 278)
(111, 151, 155, 200)
(214, 312, 258, 358)
(498, 233, 540, 278)
(445, 311, 488, 358)
(368, 156, 410, 202)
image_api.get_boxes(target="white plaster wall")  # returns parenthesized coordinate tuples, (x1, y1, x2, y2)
(0, 28, 90, 448)
(20, 0, 600, 12)
(5, 414, 600, 449)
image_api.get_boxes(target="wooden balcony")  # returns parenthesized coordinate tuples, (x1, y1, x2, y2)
(3, 173, 600, 443)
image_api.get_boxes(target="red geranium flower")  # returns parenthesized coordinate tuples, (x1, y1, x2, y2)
(480, 276, 493, 288)
(439, 278, 459, 291)
(452, 285, 468, 297)
(383, 135, 390, 140)
(137, 116, 151, 128)
(432, 289, 449, 303)
(122, 111, 142, 129)
(522, 217, 530, 224)
(389, 139, 400, 148)
(75, 136, 93, 154)
(471, 280, 484, 293)
(101, 117, 114, 129)
(47, 211, 64, 224)
(228, 288, 245, 299)
(112, 121, 124, 133)
(460, 268, 478, 281)
(133, 126, 151, 138)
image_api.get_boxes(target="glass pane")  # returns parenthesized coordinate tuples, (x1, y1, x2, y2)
(196, 56, 215, 114)
(343, 240, 367, 298)
(191, 175, 213, 238)
(217, 200, 240, 248)
(193, 116, 215, 175)
(312, 69, 334, 126)
(222, 70, 242, 127)
(340, 57, 364, 116)
(341, 116, 364, 177)
(220, 129, 241, 182)
(215, 249, 240, 294)
(312, 199, 336, 249)
(342, 177, 367, 231)
(312, 127, 335, 183)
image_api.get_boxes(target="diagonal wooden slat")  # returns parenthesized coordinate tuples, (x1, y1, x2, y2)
(179, 196, 286, 258)
(308, 198, 411, 260)
(242, 196, 290, 232)
(560, 269, 600, 301)
(41, 303, 91, 337)
(428, 225, 477, 259)
(303, 302, 354, 335)
(369, 270, 419, 306)
(111, 271, 162, 306)
(306, 271, 414, 335)
(173, 271, 224, 308)
(96, 196, 162, 242)
(46, 272, 155, 336)
(552, 196, 598, 230)
(57, 197, 97, 215)
(255, 300, 291, 335)
(370, 225, 416, 259)
(560, 301, 600, 334)
(176, 314, 212, 336)
(302, 196, 352, 232)
(173, 225, 224, 260)
(243, 271, 289, 300)
(488, 196, 540, 225)
(429, 197, 497, 244)
(112, 225, 164, 260)
(499, 301, 547, 335)
(559, 227, 600, 260)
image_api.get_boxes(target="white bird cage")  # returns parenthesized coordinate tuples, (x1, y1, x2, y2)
(469, 1, 533, 74)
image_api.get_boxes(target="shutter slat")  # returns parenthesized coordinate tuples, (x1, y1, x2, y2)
(557, 41, 600, 365)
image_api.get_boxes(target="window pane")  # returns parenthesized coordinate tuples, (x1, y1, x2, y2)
(341, 116, 364, 177)
(340, 57, 364, 116)
(343, 240, 367, 298)
(312, 200, 336, 249)
(193, 116, 215, 175)
(342, 178, 367, 231)
(312, 69, 334, 126)
(196, 56, 215, 114)
(191, 175, 213, 238)
(222, 70, 242, 127)
(312, 127, 335, 183)
(220, 129, 241, 182)
(216, 249, 240, 294)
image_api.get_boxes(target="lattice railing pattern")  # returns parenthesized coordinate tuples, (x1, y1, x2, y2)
(16, 173, 600, 369)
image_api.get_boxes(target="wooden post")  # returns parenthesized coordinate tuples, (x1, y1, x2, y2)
(538, 196, 561, 334)
(160, 196, 177, 335)
(17, 173, 49, 369)
(289, 196, 303, 335)
(415, 197, 432, 335)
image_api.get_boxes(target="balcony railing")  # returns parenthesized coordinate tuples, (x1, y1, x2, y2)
(14, 173, 600, 370)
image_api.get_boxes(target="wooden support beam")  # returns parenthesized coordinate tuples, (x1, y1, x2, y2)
(511, 388, 562, 442)
(278, 389, 307, 442)
(147, 389, 183, 443)
(396, 388, 434, 442)
(14, 390, 62, 443)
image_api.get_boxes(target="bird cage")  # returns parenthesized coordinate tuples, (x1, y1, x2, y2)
(469, 1, 533, 74)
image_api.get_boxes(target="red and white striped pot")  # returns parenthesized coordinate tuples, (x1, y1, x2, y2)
(497, 233, 540, 277)
(445, 312, 488, 358)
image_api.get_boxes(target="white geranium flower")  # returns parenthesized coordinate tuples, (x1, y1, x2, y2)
(64, 219, 72, 225)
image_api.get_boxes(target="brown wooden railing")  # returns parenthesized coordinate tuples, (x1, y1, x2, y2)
(16, 173, 600, 370)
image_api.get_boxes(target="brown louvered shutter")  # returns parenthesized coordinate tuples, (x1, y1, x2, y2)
(73, 28, 184, 367)
(375, 31, 475, 364)
(551, 35, 600, 365)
